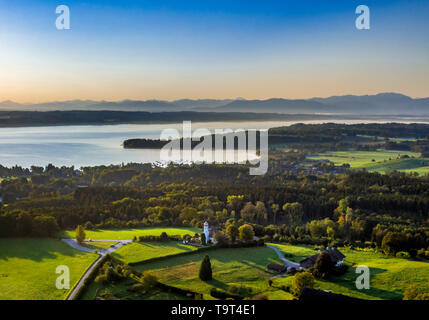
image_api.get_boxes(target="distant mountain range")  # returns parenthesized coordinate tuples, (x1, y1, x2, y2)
(1, 93, 428, 115)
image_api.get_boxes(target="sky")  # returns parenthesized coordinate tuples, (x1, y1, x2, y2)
(0, 0, 428, 103)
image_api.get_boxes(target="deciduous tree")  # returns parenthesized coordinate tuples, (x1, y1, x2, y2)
(226, 224, 239, 243)
(291, 272, 315, 297)
(239, 224, 255, 242)
(75, 225, 86, 244)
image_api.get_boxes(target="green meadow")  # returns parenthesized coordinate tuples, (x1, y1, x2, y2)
(364, 158, 429, 172)
(308, 149, 429, 174)
(270, 244, 429, 300)
(268, 243, 317, 262)
(82, 241, 118, 251)
(61, 227, 200, 240)
(112, 241, 198, 264)
(356, 135, 419, 143)
(76, 241, 429, 300)
(0, 238, 98, 300)
(401, 166, 429, 175)
(4, 236, 424, 300)
(134, 246, 294, 300)
(81, 276, 194, 300)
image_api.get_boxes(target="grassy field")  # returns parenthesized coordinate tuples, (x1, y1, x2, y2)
(356, 135, 419, 142)
(270, 244, 429, 300)
(112, 242, 198, 264)
(61, 227, 200, 240)
(308, 149, 429, 174)
(0, 238, 98, 300)
(134, 246, 294, 300)
(268, 243, 317, 263)
(82, 241, 118, 251)
(363, 158, 429, 173)
(80, 243, 429, 300)
(81, 277, 193, 300)
(401, 166, 429, 175)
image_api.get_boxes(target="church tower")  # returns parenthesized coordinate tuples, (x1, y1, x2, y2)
(203, 221, 209, 244)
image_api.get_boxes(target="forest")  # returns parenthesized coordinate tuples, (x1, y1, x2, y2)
(0, 163, 428, 259)
(124, 123, 429, 155)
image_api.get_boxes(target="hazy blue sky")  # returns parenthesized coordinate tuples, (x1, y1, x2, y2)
(0, 0, 428, 102)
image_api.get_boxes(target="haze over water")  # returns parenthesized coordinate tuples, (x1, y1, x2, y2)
(1, 119, 429, 168)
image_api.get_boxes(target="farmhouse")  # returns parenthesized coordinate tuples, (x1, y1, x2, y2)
(299, 247, 345, 269)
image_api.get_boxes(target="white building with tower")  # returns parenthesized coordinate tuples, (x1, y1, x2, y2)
(182, 221, 216, 245)
(203, 221, 214, 244)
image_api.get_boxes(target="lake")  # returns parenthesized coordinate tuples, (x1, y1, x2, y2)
(1, 118, 428, 168)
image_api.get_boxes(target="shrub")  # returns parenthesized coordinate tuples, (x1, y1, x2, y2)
(210, 288, 241, 300)
(182, 234, 191, 240)
(416, 248, 429, 260)
(138, 234, 181, 242)
(403, 285, 429, 300)
(396, 251, 411, 259)
(141, 271, 158, 290)
(228, 285, 252, 297)
(159, 232, 169, 242)
(214, 231, 227, 245)
(291, 272, 315, 297)
(95, 274, 108, 285)
(403, 285, 419, 300)
(261, 235, 271, 242)
(228, 285, 238, 294)
(127, 283, 144, 293)
(415, 293, 429, 300)
(281, 285, 290, 292)
(381, 232, 407, 255)
(105, 266, 122, 282)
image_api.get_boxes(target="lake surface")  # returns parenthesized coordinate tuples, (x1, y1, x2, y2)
(0, 119, 428, 168)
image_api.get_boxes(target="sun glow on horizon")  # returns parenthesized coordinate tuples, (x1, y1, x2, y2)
(1, 0, 428, 103)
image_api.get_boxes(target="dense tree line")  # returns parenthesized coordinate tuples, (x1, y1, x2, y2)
(0, 110, 328, 128)
(0, 163, 428, 258)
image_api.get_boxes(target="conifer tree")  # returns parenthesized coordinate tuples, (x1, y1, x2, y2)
(199, 255, 212, 281)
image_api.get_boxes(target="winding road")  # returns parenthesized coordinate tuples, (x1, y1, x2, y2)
(62, 238, 132, 300)
(267, 245, 301, 269)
